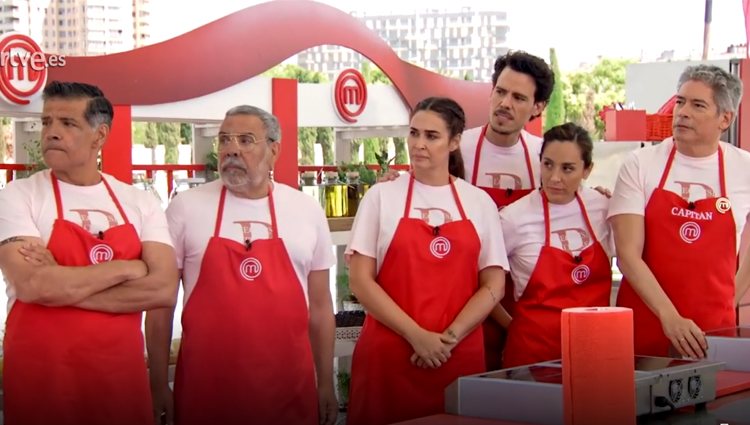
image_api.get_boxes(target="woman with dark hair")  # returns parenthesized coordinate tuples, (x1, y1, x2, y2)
(345, 97, 508, 425)
(499, 122, 613, 368)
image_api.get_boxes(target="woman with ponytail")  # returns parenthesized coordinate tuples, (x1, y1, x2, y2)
(345, 97, 508, 425)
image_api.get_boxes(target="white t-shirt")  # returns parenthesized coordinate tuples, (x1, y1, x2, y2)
(500, 188, 613, 301)
(461, 126, 543, 190)
(0, 169, 173, 308)
(346, 173, 509, 273)
(166, 180, 335, 304)
(608, 138, 750, 250)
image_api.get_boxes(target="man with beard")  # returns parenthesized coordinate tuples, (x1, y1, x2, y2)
(149, 105, 338, 425)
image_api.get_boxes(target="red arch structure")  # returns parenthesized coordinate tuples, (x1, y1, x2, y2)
(46, 0, 493, 126)
(44, 0, 520, 185)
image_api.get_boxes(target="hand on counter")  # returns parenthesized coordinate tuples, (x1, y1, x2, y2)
(661, 312, 707, 359)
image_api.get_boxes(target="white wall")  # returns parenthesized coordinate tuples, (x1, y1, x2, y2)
(625, 59, 732, 113)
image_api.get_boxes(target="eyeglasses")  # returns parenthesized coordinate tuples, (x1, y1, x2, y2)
(216, 133, 266, 151)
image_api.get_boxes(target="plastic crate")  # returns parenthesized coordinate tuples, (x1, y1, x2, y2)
(646, 114, 673, 141)
(335, 326, 362, 341)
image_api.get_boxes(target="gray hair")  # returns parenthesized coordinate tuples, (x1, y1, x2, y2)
(677, 65, 743, 116)
(225, 105, 281, 142)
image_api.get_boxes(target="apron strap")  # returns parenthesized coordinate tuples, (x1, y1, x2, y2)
(50, 171, 64, 219)
(658, 144, 727, 197)
(542, 190, 599, 249)
(657, 146, 678, 190)
(268, 184, 279, 239)
(718, 146, 727, 197)
(101, 176, 131, 225)
(541, 190, 552, 247)
(471, 125, 536, 189)
(50, 172, 131, 224)
(575, 192, 597, 238)
(214, 184, 278, 239)
(519, 133, 536, 189)
(470, 124, 489, 186)
(214, 186, 228, 237)
(404, 174, 467, 221)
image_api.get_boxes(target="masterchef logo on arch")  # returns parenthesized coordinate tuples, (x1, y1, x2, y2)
(0, 32, 66, 105)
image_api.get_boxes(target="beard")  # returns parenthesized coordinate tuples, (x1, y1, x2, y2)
(220, 157, 267, 189)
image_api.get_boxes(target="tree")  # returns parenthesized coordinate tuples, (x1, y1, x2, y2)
(544, 48, 565, 131)
(144, 122, 158, 164)
(393, 137, 408, 164)
(180, 123, 192, 145)
(0, 116, 10, 162)
(562, 58, 633, 139)
(159, 122, 181, 164)
(363, 138, 381, 164)
(132, 122, 147, 145)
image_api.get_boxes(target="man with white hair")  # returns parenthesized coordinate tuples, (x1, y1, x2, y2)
(149, 105, 337, 425)
(610, 64, 750, 359)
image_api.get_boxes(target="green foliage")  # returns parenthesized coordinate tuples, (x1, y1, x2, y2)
(144, 122, 158, 149)
(264, 64, 328, 83)
(358, 164, 376, 185)
(316, 127, 334, 165)
(361, 61, 391, 84)
(393, 137, 408, 164)
(375, 143, 394, 175)
(298, 127, 316, 165)
(22, 139, 47, 176)
(336, 272, 352, 304)
(180, 123, 192, 145)
(363, 138, 380, 164)
(159, 122, 181, 164)
(544, 48, 566, 131)
(204, 143, 218, 181)
(562, 58, 633, 139)
(132, 122, 147, 145)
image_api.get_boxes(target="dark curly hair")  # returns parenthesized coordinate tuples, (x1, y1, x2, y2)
(491, 51, 555, 104)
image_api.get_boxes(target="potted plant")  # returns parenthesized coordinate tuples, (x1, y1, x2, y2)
(374, 146, 394, 176)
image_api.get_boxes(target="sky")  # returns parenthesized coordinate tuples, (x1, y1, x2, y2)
(150, 0, 748, 70)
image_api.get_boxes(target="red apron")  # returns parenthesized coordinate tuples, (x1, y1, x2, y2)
(617, 146, 736, 356)
(347, 175, 484, 425)
(471, 124, 537, 370)
(174, 185, 317, 425)
(3, 172, 151, 425)
(503, 191, 612, 368)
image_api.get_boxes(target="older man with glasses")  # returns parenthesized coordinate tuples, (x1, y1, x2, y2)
(148, 105, 338, 425)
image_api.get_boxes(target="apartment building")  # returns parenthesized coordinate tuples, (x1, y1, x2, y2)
(0, 0, 150, 55)
(298, 6, 510, 82)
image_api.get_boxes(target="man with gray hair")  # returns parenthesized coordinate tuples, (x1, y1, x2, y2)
(609, 64, 750, 358)
(0, 81, 178, 425)
(151, 105, 337, 425)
